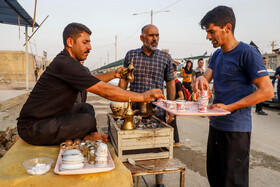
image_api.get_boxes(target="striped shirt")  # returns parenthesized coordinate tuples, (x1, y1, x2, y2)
(124, 47, 174, 116)
(193, 67, 205, 78)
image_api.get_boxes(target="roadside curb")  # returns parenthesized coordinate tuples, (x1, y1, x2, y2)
(0, 92, 29, 112)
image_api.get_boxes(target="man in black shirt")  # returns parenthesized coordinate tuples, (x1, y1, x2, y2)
(75, 61, 90, 104)
(17, 23, 164, 145)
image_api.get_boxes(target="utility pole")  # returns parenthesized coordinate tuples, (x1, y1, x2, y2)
(115, 35, 117, 62)
(271, 41, 276, 52)
(133, 10, 170, 24)
(151, 10, 153, 24)
(25, 26, 29, 90)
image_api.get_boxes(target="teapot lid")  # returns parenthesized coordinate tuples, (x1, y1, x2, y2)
(125, 98, 134, 116)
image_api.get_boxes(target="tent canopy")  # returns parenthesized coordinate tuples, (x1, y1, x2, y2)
(0, 0, 39, 27)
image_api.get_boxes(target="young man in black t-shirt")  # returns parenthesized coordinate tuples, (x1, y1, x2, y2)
(17, 23, 164, 145)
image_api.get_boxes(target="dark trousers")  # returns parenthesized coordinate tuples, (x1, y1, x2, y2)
(183, 82, 193, 94)
(169, 116, 179, 143)
(207, 126, 251, 187)
(255, 102, 263, 112)
(156, 115, 179, 143)
(18, 103, 97, 145)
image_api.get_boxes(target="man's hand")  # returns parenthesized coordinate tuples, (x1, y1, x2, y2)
(210, 103, 233, 112)
(166, 112, 174, 123)
(115, 66, 126, 79)
(192, 76, 210, 93)
(83, 132, 108, 142)
(143, 89, 165, 102)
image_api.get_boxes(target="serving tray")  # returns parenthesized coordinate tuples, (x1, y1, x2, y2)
(153, 101, 230, 116)
(54, 149, 115, 175)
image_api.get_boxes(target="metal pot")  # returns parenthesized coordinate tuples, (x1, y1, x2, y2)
(132, 102, 156, 116)
(109, 101, 128, 116)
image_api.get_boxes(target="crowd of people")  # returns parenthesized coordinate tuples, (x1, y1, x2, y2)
(16, 5, 277, 187)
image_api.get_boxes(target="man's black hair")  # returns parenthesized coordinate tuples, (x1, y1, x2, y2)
(198, 58, 203, 62)
(63, 23, 92, 47)
(200, 6, 236, 34)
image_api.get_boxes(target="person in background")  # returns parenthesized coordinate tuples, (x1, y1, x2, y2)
(192, 58, 208, 103)
(192, 58, 212, 103)
(119, 24, 175, 187)
(194, 6, 274, 186)
(249, 42, 269, 115)
(255, 57, 268, 115)
(192, 58, 205, 82)
(180, 60, 193, 94)
(34, 69, 38, 81)
(172, 63, 184, 147)
(272, 65, 280, 113)
(17, 23, 164, 146)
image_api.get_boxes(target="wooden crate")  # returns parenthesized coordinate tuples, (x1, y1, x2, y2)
(107, 113, 173, 162)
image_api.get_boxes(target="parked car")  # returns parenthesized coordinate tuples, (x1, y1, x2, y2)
(263, 70, 279, 107)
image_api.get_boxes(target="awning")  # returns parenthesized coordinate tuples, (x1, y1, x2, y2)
(0, 0, 39, 27)
(273, 48, 280, 54)
(0, 0, 39, 90)
(94, 59, 125, 71)
(183, 55, 210, 61)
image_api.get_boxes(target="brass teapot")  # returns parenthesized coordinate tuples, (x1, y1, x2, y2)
(132, 101, 156, 116)
(117, 98, 138, 130)
(120, 58, 135, 83)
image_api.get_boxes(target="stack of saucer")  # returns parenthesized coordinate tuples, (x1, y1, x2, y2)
(60, 149, 84, 171)
(95, 143, 108, 167)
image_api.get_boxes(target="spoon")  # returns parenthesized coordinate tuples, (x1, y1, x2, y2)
(127, 158, 152, 170)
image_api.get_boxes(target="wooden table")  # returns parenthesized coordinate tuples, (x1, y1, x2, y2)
(123, 158, 186, 187)
(0, 139, 133, 187)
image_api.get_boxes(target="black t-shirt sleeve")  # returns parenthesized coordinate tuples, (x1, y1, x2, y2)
(58, 58, 100, 91)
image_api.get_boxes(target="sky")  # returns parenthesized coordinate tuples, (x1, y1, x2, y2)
(1, 0, 280, 70)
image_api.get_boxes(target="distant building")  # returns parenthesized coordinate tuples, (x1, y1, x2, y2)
(0, 50, 50, 82)
(262, 53, 280, 70)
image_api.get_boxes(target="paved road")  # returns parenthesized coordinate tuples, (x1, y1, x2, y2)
(90, 93, 280, 187)
(172, 107, 280, 187)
